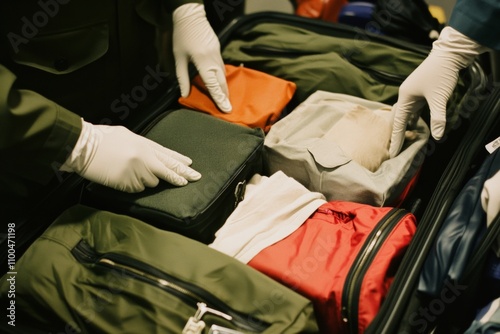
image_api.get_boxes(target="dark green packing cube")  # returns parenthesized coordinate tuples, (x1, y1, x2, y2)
(85, 109, 265, 243)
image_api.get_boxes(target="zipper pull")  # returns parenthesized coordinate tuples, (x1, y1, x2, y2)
(183, 303, 233, 334)
(234, 180, 246, 208)
(208, 324, 245, 334)
(341, 306, 349, 323)
(182, 317, 206, 334)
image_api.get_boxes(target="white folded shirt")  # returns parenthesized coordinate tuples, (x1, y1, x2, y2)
(209, 171, 327, 263)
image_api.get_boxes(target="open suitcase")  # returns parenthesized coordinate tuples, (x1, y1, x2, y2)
(2, 10, 499, 334)
(213, 12, 500, 333)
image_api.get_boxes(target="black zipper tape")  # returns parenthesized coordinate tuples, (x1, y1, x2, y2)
(341, 208, 410, 334)
(71, 240, 269, 332)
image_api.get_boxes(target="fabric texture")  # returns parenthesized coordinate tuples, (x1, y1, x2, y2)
(0, 205, 319, 334)
(418, 148, 500, 296)
(178, 64, 296, 132)
(221, 21, 431, 108)
(247, 201, 417, 334)
(0, 65, 82, 208)
(449, 0, 500, 50)
(294, 0, 348, 22)
(0, 0, 183, 125)
(264, 91, 430, 206)
(0, 0, 197, 214)
(85, 109, 264, 243)
(464, 298, 500, 334)
(209, 171, 327, 263)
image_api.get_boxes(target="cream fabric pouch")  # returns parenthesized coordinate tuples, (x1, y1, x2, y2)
(264, 91, 430, 206)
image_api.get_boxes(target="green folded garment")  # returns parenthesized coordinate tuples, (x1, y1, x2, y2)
(0, 204, 319, 333)
(222, 21, 466, 121)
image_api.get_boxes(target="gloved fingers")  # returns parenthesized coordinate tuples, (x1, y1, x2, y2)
(429, 113, 447, 141)
(197, 65, 232, 113)
(389, 95, 427, 158)
(389, 103, 409, 159)
(147, 140, 193, 166)
(154, 151, 202, 186)
(175, 56, 192, 98)
(426, 77, 457, 141)
(481, 171, 500, 225)
(126, 177, 151, 193)
(97, 171, 150, 194)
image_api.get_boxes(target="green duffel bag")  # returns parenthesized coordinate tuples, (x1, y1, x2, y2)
(221, 17, 468, 126)
(0, 205, 319, 334)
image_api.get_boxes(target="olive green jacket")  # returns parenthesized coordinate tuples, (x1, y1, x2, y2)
(0, 0, 201, 211)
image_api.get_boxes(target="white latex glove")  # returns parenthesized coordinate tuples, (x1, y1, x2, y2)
(482, 170, 500, 226)
(172, 3, 232, 113)
(481, 170, 500, 257)
(389, 26, 486, 158)
(60, 120, 201, 193)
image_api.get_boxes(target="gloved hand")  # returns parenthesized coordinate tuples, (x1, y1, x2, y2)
(60, 120, 201, 193)
(482, 170, 500, 226)
(481, 170, 500, 257)
(389, 26, 486, 158)
(172, 3, 232, 113)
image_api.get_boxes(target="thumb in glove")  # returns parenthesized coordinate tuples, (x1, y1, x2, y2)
(482, 170, 500, 226)
(172, 3, 232, 113)
(60, 119, 201, 193)
(389, 26, 487, 158)
(481, 170, 500, 257)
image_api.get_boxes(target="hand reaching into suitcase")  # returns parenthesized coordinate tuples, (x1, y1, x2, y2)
(60, 119, 202, 193)
(172, 3, 232, 113)
(389, 26, 487, 158)
(482, 170, 500, 228)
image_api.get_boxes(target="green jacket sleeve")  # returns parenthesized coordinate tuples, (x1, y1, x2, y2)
(449, 0, 500, 50)
(165, 0, 203, 12)
(0, 64, 82, 192)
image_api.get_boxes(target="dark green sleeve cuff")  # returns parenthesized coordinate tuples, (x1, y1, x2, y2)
(165, 0, 203, 13)
(449, 0, 500, 51)
(47, 104, 82, 171)
(0, 63, 82, 185)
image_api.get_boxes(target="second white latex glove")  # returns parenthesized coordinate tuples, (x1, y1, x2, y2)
(482, 170, 500, 226)
(172, 3, 232, 113)
(481, 170, 500, 257)
(61, 120, 201, 193)
(389, 26, 486, 158)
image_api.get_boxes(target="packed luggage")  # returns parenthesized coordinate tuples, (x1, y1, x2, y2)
(1, 3, 499, 334)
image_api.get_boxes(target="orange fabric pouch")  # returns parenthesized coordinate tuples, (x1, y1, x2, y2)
(178, 64, 296, 133)
(295, 0, 348, 22)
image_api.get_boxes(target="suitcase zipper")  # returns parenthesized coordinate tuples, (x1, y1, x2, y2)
(340, 208, 409, 334)
(71, 240, 268, 333)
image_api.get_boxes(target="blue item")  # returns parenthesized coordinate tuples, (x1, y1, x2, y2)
(418, 149, 500, 297)
(337, 2, 377, 32)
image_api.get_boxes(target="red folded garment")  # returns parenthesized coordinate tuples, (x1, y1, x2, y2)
(248, 201, 417, 334)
